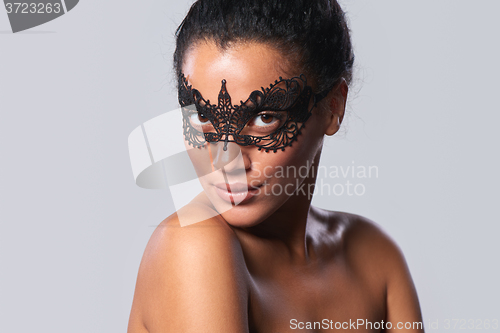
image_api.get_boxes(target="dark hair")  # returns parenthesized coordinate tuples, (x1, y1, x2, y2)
(174, 0, 354, 94)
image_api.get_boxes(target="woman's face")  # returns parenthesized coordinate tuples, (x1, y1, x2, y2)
(181, 41, 340, 228)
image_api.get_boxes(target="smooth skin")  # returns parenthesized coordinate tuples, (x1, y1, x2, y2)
(128, 41, 424, 333)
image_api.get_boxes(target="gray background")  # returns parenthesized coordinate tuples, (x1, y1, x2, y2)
(0, 0, 498, 331)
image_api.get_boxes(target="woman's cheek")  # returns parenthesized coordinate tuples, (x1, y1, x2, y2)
(263, 165, 275, 179)
(250, 161, 261, 178)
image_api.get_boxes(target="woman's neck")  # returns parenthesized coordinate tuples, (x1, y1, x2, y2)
(237, 152, 323, 264)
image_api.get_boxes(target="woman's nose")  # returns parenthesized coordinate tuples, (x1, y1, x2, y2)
(209, 141, 251, 172)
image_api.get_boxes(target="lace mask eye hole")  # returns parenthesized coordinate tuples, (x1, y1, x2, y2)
(240, 111, 288, 137)
(187, 111, 216, 133)
(194, 113, 208, 124)
(255, 114, 274, 125)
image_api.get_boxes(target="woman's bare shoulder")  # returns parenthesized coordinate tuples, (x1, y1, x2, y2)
(148, 204, 244, 258)
(128, 204, 250, 333)
(317, 209, 409, 278)
(322, 210, 424, 329)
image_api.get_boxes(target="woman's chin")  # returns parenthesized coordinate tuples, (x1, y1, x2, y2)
(217, 205, 271, 228)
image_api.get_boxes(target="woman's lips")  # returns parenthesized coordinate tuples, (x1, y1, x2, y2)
(213, 182, 261, 204)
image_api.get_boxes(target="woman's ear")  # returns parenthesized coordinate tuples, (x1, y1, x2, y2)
(324, 79, 348, 136)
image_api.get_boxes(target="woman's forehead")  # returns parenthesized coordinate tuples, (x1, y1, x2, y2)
(182, 41, 295, 102)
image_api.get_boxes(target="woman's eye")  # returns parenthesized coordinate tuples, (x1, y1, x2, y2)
(187, 112, 216, 134)
(240, 112, 286, 137)
(189, 112, 210, 125)
(256, 114, 274, 125)
(252, 114, 280, 127)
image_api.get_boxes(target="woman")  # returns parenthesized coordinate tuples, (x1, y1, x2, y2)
(128, 0, 424, 332)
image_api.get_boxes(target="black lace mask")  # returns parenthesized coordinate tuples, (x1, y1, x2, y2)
(178, 73, 328, 153)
